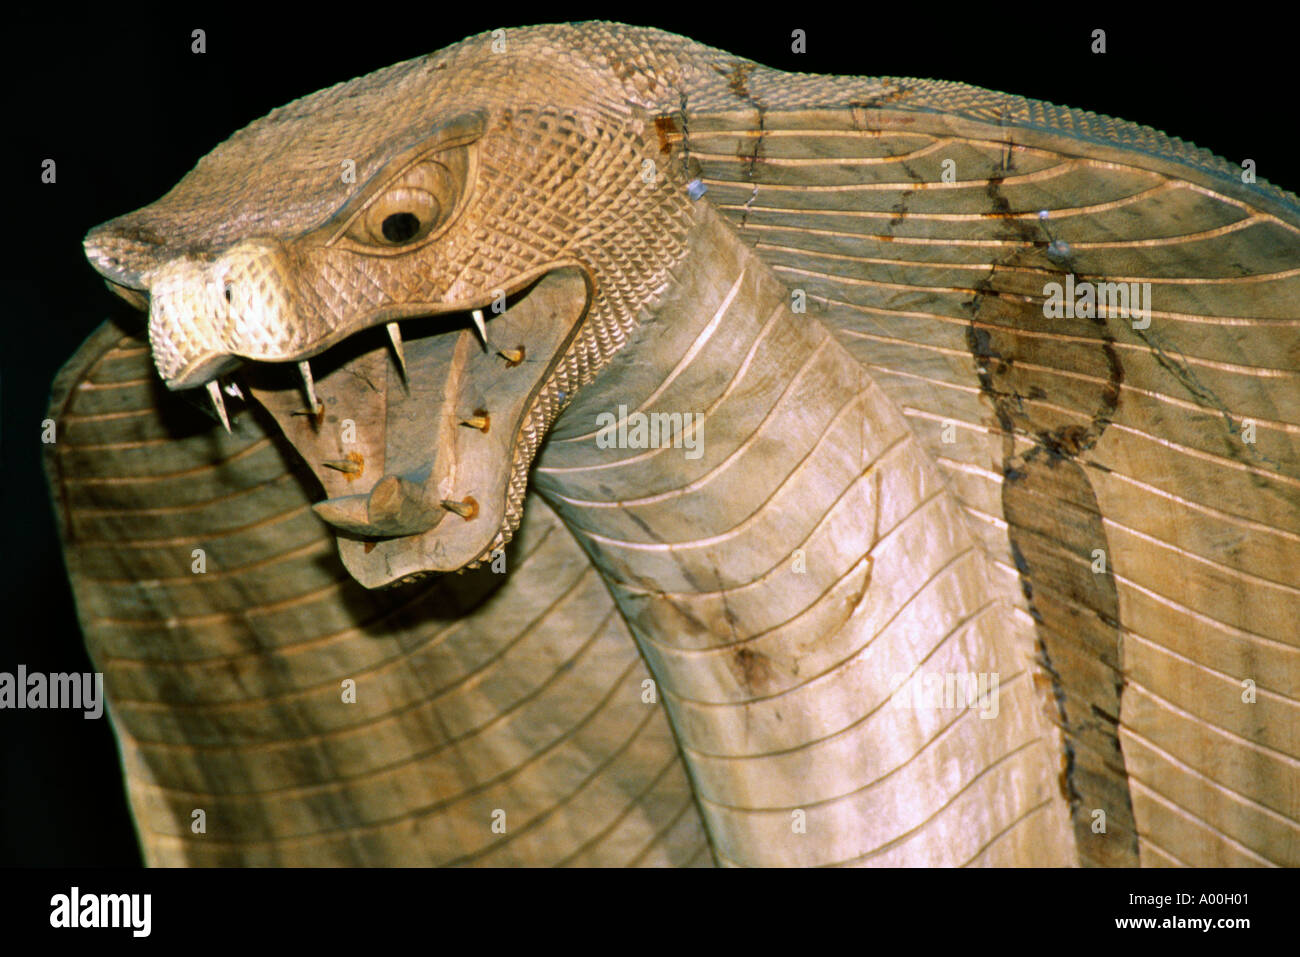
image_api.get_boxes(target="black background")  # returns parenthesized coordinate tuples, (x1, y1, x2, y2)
(2, 8, 1297, 874)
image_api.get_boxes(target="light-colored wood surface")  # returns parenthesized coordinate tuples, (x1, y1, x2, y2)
(52, 23, 1299, 866)
(46, 324, 710, 865)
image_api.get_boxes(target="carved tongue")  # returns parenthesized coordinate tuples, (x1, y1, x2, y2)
(313, 475, 445, 537)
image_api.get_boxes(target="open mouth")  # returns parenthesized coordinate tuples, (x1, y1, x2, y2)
(197, 266, 591, 588)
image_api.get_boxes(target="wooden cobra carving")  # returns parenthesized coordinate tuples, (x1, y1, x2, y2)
(46, 22, 1298, 867)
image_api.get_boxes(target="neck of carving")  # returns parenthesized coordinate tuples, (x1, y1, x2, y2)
(535, 204, 1076, 866)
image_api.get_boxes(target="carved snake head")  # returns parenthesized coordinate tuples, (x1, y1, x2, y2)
(82, 25, 703, 586)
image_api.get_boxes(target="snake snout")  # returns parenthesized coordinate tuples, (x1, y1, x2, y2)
(144, 239, 311, 387)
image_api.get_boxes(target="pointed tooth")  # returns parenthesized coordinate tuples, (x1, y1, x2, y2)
(223, 381, 244, 400)
(298, 360, 319, 413)
(471, 309, 490, 350)
(385, 322, 408, 386)
(322, 458, 362, 475)
(440, 496, 479, 520)
(460, 410, 490, 433)
(497, 346, 524, 367)
(206, 380, 231, 433)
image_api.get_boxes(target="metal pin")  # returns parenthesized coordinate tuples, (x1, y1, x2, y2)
(323, 458, 362, 474)
(497, 346, 525, 367)
(298, 360, 319, 414)
(440, 496, 479, 520)
(460, 410, 490, 433)
(471, 309, 490, 350)
(206, 380, 231, 433)
(386, 322, 408, 386)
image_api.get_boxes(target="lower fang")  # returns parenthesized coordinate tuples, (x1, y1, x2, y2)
(323, 458, 362, 475)
(460, 410, 490, 432)
(441, 496, 479, 520)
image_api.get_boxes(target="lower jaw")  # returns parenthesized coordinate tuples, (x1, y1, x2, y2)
(237, 266, 591, 588)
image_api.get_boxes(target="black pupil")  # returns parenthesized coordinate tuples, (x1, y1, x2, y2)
(381, 212, 421, 243)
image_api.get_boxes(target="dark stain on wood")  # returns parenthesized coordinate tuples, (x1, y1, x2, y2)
(963, 173, 1139, 866)
(714, 60, 756, 101)
(730, 647, 774, 694)
(653, 115, 681, 155)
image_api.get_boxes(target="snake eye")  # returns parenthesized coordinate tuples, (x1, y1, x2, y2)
(381, 212, 421, 243)
(359, 185, 443, 246)
(347, 157, 462, 248)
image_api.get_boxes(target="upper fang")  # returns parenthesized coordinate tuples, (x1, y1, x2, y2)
(298, 359, 319, 414)
(206, 380, 232, 433)
(471, 309, 490, 351)
(386, 321, 408, 387)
